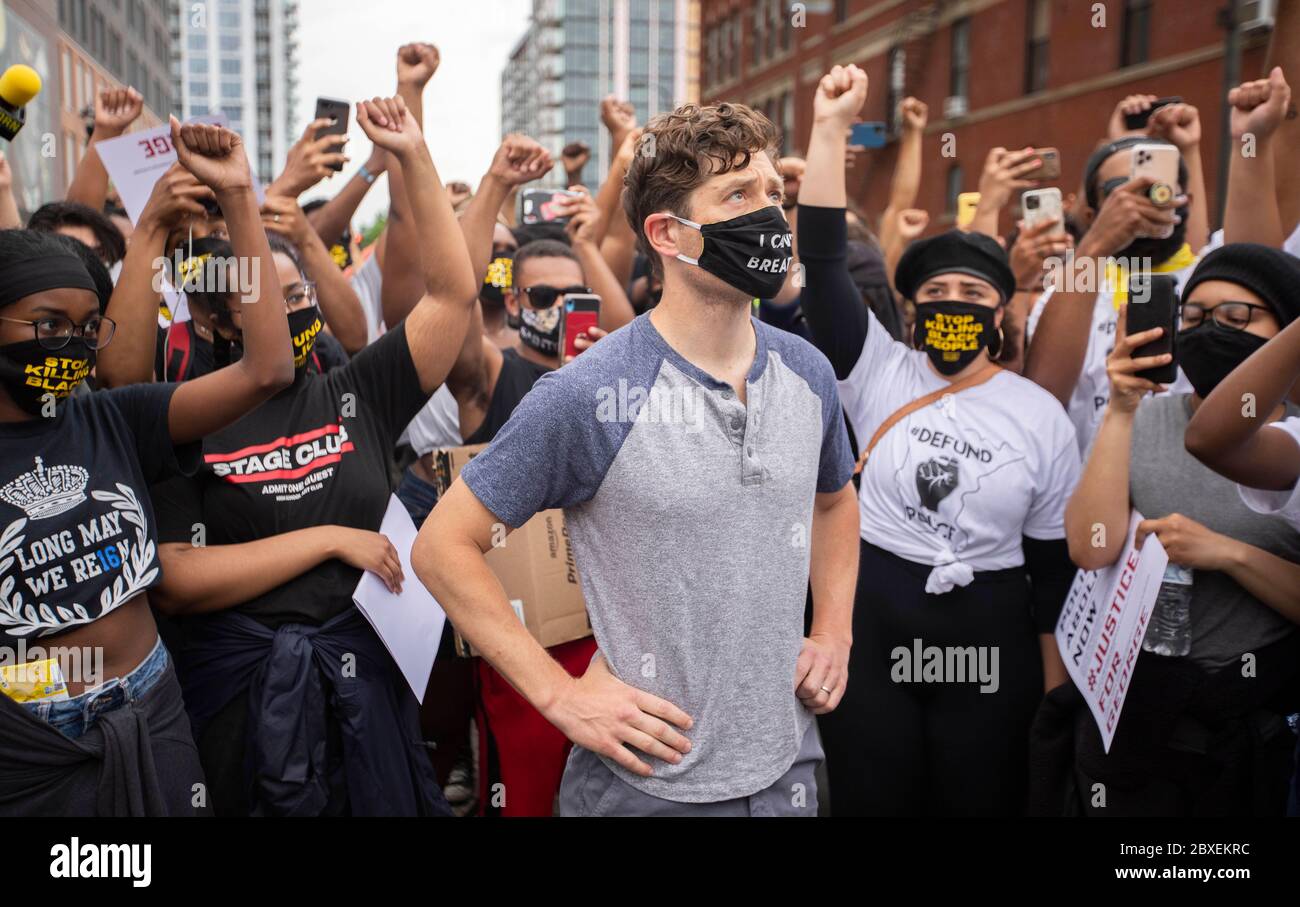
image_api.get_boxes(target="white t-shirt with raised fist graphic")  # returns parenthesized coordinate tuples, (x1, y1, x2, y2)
(839, 310, 1081, 590)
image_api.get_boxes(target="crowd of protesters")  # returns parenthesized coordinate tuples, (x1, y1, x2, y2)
(2, 23, 1300, 818)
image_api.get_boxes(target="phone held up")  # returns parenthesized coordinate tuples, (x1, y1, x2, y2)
(561, 294, 601, 361)
(313, 97, 350, 171)
(1130, 142, 1181, 208)
(1124, 96, 1183, 131)
(1125, 273, 1179, 384)
(848, 122, 888, 149)
(956, 192, 981, 230)
(1022, 147, 1061, 182)
(1022, 187, 1063, 231)
(520, 188, 583, 226)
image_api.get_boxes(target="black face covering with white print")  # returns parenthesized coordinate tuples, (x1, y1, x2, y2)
(519, 303, 561, 357)
(671, 206, 793, 300)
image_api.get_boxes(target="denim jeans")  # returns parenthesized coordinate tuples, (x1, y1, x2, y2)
(396, 466, 441, 528)
(22, 635, 168, 741)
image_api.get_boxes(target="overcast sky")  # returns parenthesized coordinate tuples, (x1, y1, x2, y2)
(293, 0, 533, 232)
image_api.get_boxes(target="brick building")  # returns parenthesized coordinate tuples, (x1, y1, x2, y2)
(699, 0, 1277, 236)
(2, 0, 169, 217)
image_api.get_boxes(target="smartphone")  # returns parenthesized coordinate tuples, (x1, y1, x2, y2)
(1125, 273, 1178, 384)
(1022, 188, 1063, 230)
(1129, 142, 1181, 206)
(1022, 147, 1060, 181)
(1124, 96, 1183, 131)
(956, 192, 981, 229)
(561, 294, 601, 361)
(313, 97, 350, 171)
(849, 121, 888, 149)
(520, 188, 583, 225)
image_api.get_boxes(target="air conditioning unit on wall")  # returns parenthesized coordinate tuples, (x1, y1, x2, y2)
(1239, 0, 1277, 33)
(943, 95, 968, 119)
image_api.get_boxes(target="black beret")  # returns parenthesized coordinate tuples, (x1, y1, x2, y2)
(894, 229, 1016, 303)
(1180, 242, 1300, 327)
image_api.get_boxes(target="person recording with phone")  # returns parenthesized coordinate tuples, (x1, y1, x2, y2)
(1050, 243, 1300, 816)
(1025, 101, 1209, 455)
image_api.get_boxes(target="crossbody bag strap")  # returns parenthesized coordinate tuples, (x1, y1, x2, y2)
(854, 364, 1002, 475)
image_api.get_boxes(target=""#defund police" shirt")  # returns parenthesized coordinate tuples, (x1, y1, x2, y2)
(460, 313, 854, 804)
(0, 384, 196, 640)
(842, 309, 1081, 576)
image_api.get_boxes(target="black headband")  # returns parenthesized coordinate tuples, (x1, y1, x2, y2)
(0, 253, 97, 310)
(1082, 135, 1187, 211)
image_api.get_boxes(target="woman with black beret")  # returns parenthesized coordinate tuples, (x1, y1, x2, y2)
(797, 65, 1081, 815)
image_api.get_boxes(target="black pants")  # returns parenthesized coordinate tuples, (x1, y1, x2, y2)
(819, 540, 1043, 816)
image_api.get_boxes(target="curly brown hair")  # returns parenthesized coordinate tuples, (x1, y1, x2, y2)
(623, 102, 781, 278)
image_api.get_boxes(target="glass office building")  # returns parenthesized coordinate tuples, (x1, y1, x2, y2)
(172, 0, 299, 185)
(501, 0, 699, 188)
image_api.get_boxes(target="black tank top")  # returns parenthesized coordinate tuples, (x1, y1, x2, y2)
(464, 347, 553, 445)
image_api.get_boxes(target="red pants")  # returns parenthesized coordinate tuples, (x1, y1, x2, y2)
(475, 637, 597, 817)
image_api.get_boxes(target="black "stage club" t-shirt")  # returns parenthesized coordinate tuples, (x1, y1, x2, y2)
(153, 324, 429, 627)
(0, 384, 197, 640)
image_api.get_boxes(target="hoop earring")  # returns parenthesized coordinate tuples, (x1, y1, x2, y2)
(988, 325, 1005, 360)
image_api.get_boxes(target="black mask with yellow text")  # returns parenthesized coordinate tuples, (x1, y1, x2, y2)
(913, 301, 999, 375)
(482, 254, 513, 309)
(289, 305, 324, 374)
(0, 339, 94, 415)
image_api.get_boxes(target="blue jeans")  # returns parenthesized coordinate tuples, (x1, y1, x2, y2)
(22, 636, 169, 741)
(396, 466, 441, 528)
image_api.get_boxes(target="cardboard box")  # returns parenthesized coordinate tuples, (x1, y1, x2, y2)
(432, 446, 593, 656)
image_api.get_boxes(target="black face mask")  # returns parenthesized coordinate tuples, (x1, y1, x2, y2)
(1177, 321, 1268, 398)
(913, 300, 1000, 376)
(328, 241, 353, 271)
(482, 254, 513, 309)
(518, 301, 561, 357)
(1116, 204, 1189, 266)
(0, 339, 94, 415)
(671, 206, 792, 300)
(288, 305, 324, 374)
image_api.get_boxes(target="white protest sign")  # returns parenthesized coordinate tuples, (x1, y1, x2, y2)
(1055, 510, 1169, 752)
(96, 113, 264, 224)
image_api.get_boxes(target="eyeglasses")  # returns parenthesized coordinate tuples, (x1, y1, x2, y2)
(1179, 301, 1268, 332)
(519, 285, 591, 309)
(285, 282, 317, 308)
(0, 314, 117, 351)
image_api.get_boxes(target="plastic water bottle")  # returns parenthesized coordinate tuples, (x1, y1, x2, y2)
(1143, 563, 1193, 657)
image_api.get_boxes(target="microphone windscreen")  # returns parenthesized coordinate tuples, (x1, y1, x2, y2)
(0, 65, 43, 107)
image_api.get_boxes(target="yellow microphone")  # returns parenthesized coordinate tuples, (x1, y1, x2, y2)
(0, 64, 42, 141)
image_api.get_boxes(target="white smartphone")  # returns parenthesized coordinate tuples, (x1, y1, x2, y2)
(1021, 187, 1063, 230)
(1129, 143, 1180, 206)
